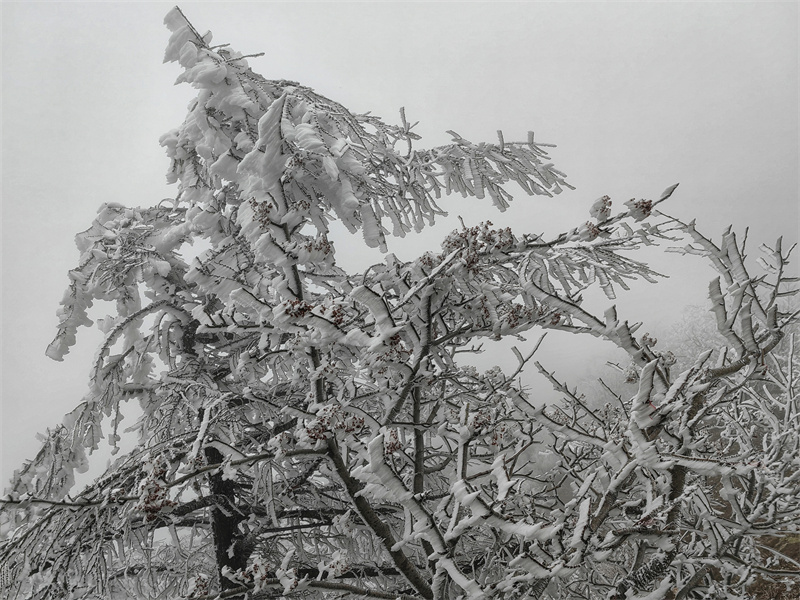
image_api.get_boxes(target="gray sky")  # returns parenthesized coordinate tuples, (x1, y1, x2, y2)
(2, 2, 798, 484)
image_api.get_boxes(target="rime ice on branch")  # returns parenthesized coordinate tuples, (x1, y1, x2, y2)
(2, 7, 799, 600)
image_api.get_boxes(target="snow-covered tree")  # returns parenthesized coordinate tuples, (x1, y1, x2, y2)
(2, 8, 799, 600)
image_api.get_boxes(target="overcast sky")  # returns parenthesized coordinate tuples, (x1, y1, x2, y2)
(2, 2, 797, 484)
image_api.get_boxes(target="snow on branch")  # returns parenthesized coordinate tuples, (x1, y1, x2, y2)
(4, 7, 799, 600)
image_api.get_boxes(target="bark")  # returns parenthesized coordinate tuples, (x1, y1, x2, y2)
(413, 387, 437, 571)
(326, 439, 433, 599)
(205, 446, 248, 594)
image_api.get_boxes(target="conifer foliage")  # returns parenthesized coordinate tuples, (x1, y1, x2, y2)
(2, 8, 799, 600)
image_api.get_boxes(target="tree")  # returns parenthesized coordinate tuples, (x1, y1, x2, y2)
(2, 7, 799, 600)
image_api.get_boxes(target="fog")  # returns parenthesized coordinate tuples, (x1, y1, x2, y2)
(2, 2, 797, 483)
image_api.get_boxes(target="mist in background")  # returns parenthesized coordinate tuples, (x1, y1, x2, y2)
(2, 2, 797, 484)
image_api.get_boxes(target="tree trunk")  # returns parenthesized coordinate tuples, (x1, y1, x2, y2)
(205, 446, 247, 594)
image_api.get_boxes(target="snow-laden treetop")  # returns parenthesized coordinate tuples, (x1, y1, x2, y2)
(4, 7, 798, 600)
